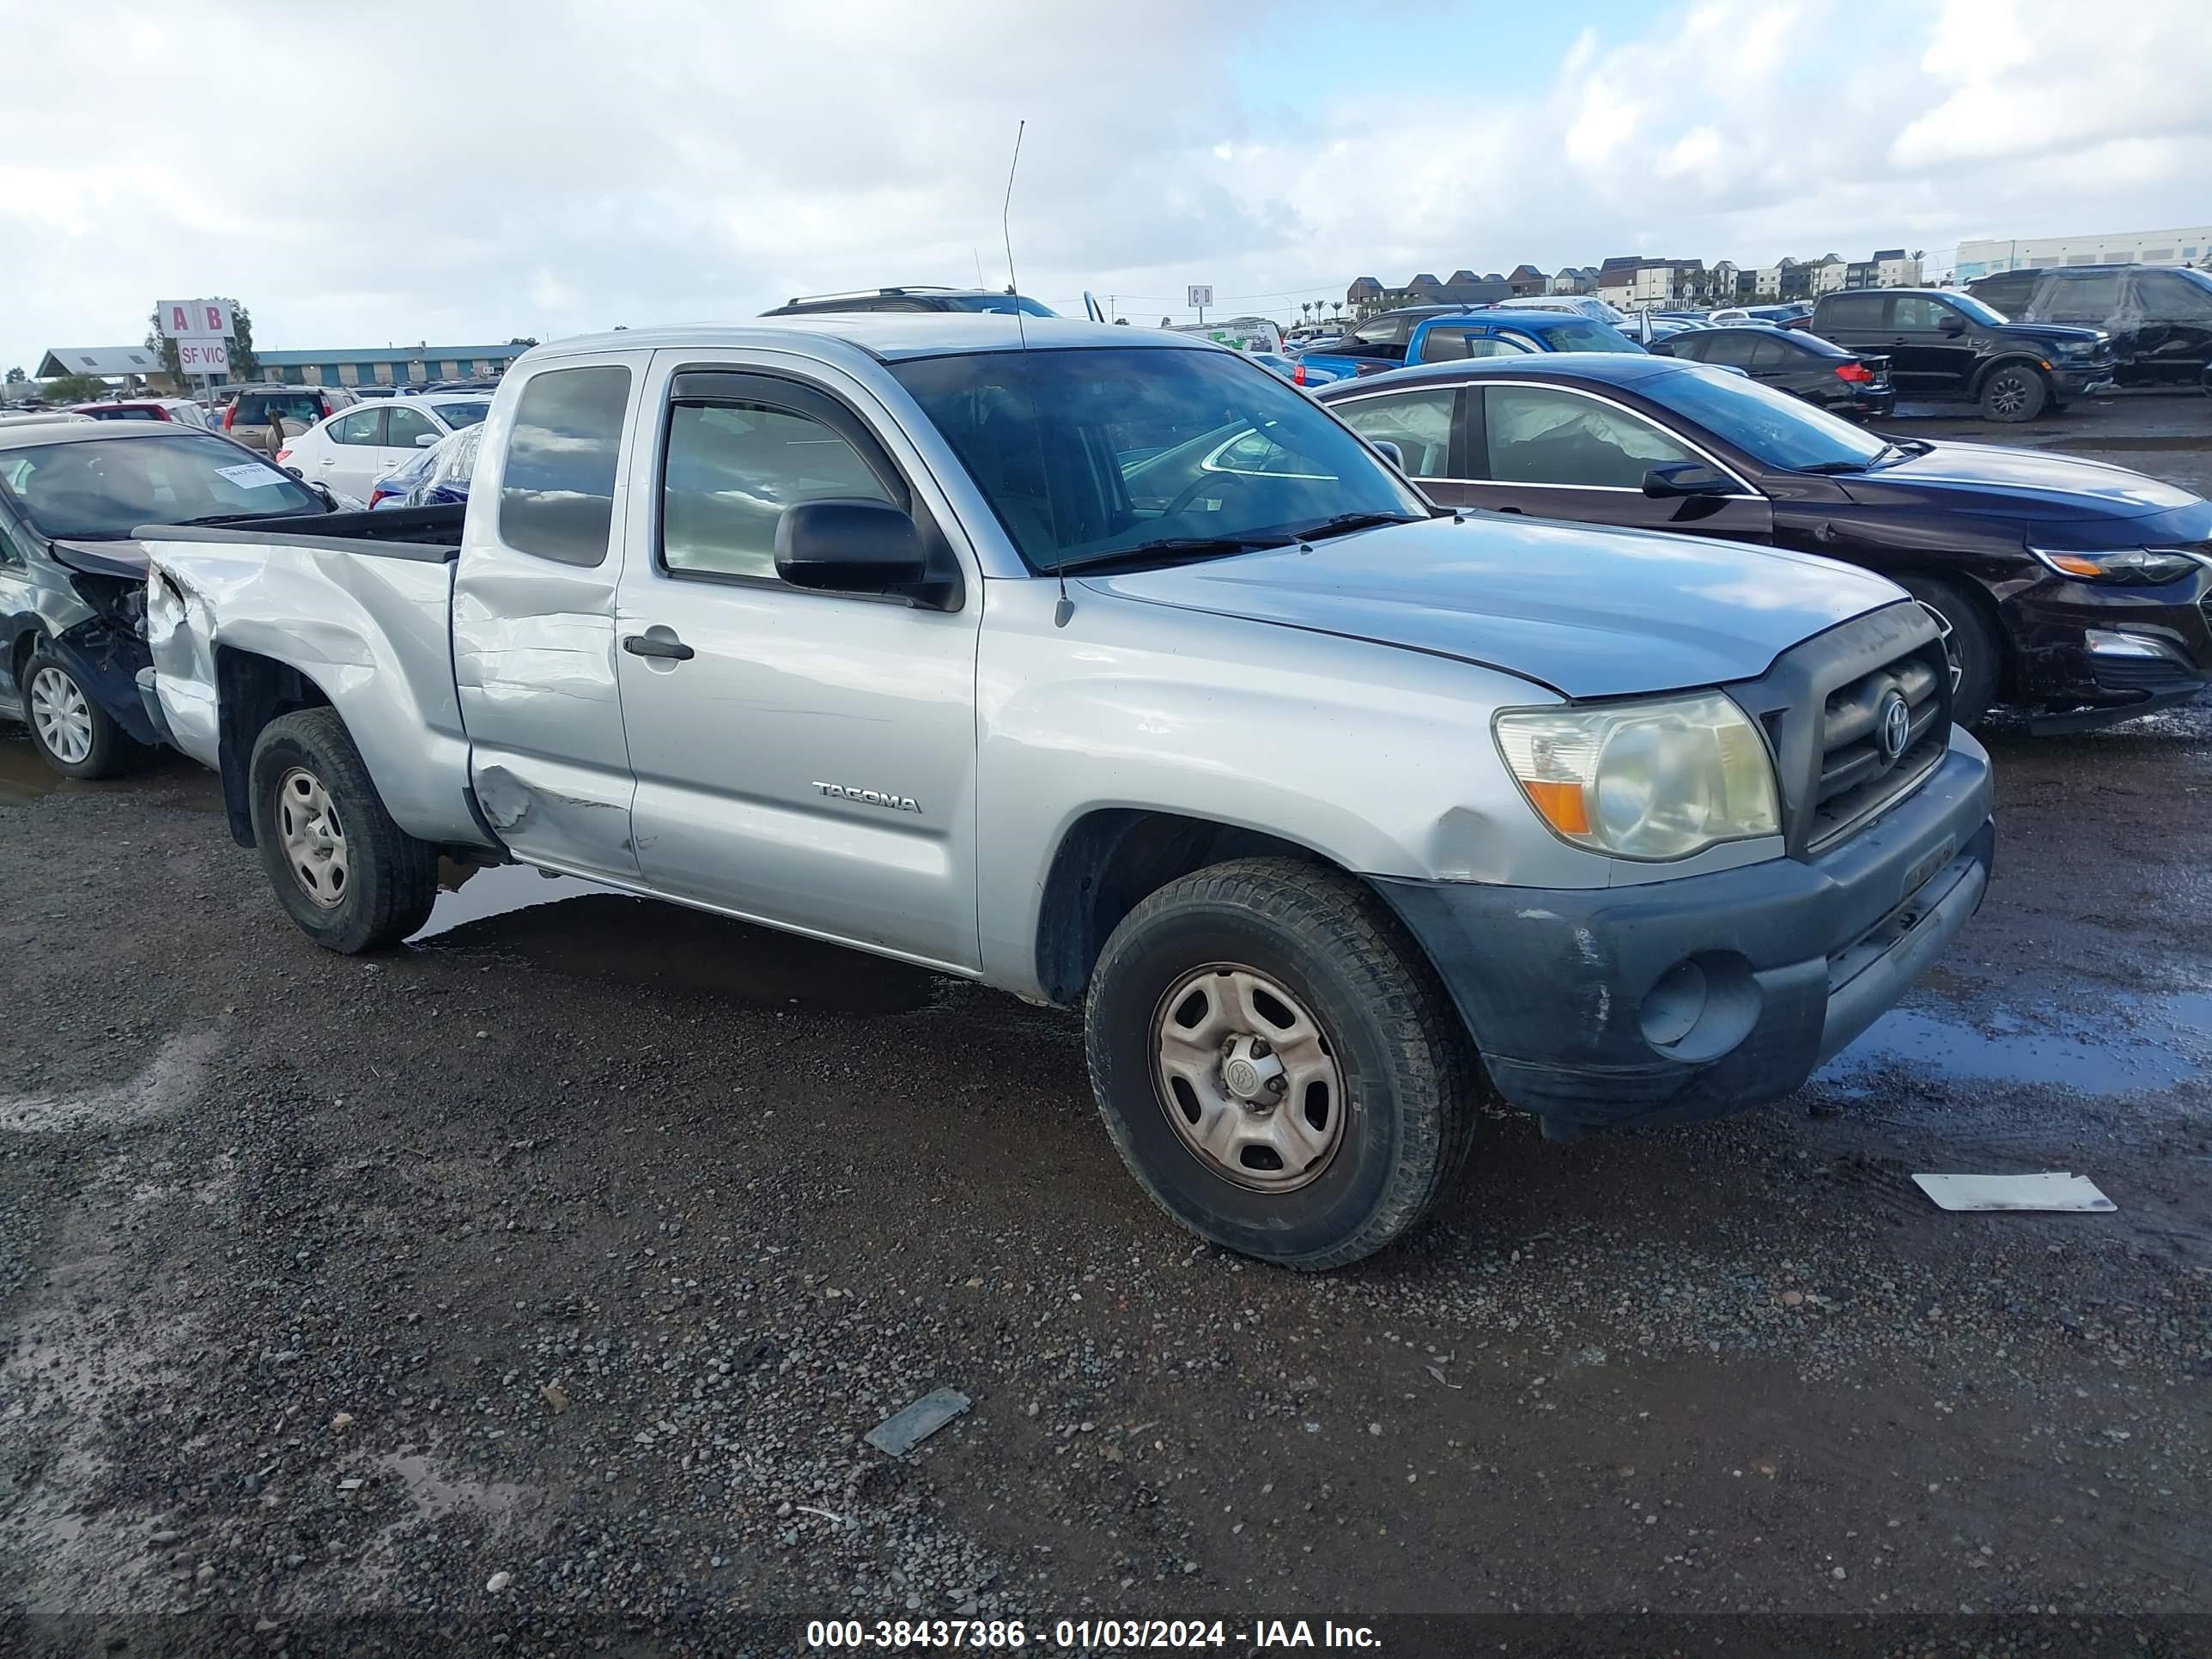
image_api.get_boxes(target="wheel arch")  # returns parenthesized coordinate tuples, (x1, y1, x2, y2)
(1969, 352, 2056, 399)
(1035, 808, 1416, 1009)
(213, 645, 333, 847)
(1894, 568, 2014, 701)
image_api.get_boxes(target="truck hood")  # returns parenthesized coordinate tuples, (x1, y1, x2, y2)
(1988, 320, 2106, 349)
(1836, 441, 2204, 522)
(1086, 515, 1905, 698)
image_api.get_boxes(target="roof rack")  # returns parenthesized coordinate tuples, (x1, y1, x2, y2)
(781, 285, 966, 306)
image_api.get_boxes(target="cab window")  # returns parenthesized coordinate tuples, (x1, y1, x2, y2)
(498, 365, 633, 567)
(660, 401, 892, 582)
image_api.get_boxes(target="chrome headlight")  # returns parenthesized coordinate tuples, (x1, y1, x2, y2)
(1494, 692, 1781, 861)
(2031, 546, 2202, 585)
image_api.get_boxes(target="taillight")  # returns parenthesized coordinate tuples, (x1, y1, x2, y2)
(1293, 362, 1307, 386)
(153, 406, 172, 421)
(368, 487, 392, 507)
(273, 447, 292, 464)
(320, 399, 333, 417)
(1835, 362, 1874, 384)
(223, 404, 237, 429)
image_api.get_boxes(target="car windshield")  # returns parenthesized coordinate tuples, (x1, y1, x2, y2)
(890, 346, 1428, 573)
(1536, 319, 1645, 354)
(1945, 292, 2009, 326)
(430, 399, 490, 428)
(1644, 363, 1888, 472)
(942, 295, 1057, 318)
(0, 433, 325, 539)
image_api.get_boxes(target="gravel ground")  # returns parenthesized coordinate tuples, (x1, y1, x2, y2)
(2, 413, 2209, 1656)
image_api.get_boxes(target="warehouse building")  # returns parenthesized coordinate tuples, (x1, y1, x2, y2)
(1956, 227, 2212, 281)
(253, 343, 532, 388)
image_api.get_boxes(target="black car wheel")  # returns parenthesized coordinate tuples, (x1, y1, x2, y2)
(1978, 364, 2049, 422)
(20, 647, 142, 781)
(1085, 857, 1476, 1270)
(1895, 574, 2000, 728)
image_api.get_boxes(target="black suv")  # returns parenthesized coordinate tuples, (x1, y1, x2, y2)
(1809, 287, 2115, 422)
(1966, 264, 2212, 386)
(762, 287, 1055, 318)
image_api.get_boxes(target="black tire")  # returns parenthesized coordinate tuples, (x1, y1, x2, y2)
(1978, 363, 2049, 422)
(1084, 857, 1476, 1270)
(20, 646, 143, 781)
(248, 708, 436, 953)
(1895, 574, 2001, 728)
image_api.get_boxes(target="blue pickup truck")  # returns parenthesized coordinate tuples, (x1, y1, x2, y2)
(1296, 305, 1646, 380)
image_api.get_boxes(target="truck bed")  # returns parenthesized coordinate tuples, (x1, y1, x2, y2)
(141, 503, 489, 850)
(135, 501, 466, 561)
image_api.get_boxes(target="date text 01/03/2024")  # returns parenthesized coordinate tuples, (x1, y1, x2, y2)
(803, 1619, 1382, 1649)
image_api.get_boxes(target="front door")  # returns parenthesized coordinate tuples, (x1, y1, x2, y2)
(452, 353, 650, 878)
(1455, 382, 1774, 539)
(377, 402, 441, 493)
(1887, 295, 1978, 393)
(611, 359, 983, 971)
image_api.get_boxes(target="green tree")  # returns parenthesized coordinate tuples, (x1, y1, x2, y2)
(144, 299, 260, 382)
(46, 373, 107, 402)
(3, 366, 25, 385)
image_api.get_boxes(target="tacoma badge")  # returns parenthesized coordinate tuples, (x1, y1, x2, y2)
(811, 781, 921, 814)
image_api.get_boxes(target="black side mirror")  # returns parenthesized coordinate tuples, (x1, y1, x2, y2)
(1643, 462, 1734, 499)
(775, 498, 939, 600)
(1369, 440, 1406, 470)
(1938, 314, 1966, 336)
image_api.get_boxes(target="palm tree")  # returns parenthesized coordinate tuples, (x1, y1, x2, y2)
(1329, 301, 1343, 321)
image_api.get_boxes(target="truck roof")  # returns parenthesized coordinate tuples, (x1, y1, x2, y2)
(538, 315, 1204, 363)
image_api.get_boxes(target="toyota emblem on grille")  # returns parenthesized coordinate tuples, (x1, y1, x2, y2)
(1877, 690, 1911, 764)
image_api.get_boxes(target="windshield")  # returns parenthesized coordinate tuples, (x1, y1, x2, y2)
(1643, 364, 1888, 472)
(0, 433, 325, 539)
(1945, 291, 2010, 326)
(943, 295, 1057, 318)
(1538, 319, 1645, 354)
(890, 346, 1427, 573)
(430, 399, 490, 428)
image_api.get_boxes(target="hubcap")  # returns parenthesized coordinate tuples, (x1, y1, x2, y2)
(1152, 965, 1345, 1192)
(28, 667, 94, 765)
(276, 766, 349, 908)
(1992, 374, 2027, 415)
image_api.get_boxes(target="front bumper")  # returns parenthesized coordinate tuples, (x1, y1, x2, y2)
(2049, 362, 2118, 400)
(2008, 572, 2212, 732)
(1376, 739, 1994, 1136)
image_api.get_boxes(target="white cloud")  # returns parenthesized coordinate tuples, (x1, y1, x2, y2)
(1, 0, 2208, 372)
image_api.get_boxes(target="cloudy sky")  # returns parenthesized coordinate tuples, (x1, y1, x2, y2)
(3, 0, 2208, 369)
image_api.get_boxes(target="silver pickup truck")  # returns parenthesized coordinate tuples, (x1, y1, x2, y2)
(141, 317, 1995, 1268)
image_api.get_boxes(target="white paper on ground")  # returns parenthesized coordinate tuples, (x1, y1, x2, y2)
(1911, 1171, 2116, 1212)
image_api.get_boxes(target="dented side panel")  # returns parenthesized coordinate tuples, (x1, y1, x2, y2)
(141, 538, 493, 848)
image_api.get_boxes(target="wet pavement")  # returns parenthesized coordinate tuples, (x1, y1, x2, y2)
(1, 416, 2209, 1653)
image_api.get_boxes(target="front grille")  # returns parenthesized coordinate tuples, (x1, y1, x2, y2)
(1805, 646, 1948, 852)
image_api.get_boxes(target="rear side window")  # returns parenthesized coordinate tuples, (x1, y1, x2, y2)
(330, 409, 381, 446)
(499, 366, 632, 567)
(1695, 332, 1758, 368)
(2134, 270, 2212, 319)
(1748, 336, 1795, 370)
(1820, 293, 1885, 330)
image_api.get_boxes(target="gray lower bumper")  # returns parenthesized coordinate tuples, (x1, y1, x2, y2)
(1374, 743, 1995, 1135)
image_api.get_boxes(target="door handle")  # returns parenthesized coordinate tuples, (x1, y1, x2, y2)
(623, 632, 695, 661)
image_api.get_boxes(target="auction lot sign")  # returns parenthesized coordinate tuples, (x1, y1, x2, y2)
(156, 297, 234, 379)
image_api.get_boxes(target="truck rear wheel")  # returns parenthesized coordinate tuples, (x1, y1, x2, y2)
(1085, 857, 1475, 1269)
(248, 708, 436, 953)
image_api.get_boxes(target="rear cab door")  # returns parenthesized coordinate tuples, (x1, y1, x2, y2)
(453, 348, 653, 878)
(606, 347, 986, 971)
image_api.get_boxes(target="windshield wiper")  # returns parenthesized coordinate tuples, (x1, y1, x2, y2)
(1048, 534, 1297, 576)
(1797, 459, 1874, 475)
(1289, 511, 1427, 541)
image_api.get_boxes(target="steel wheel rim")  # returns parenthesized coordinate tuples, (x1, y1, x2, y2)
(1990, 373, 2027, 416)
(276, 765, 349, 908)
(1152, 963, 1345, 1193)
(28, 667, 94, 765)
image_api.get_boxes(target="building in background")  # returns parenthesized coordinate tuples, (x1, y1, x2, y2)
(253, 343, 532, 388)
(34, 345, 166, 385)
(1808, 254, 1848, 295)
(1875, 250, 1923, 287)
(1955, 227, 2212, 282)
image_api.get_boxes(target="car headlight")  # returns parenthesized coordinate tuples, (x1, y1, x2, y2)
(1494, 692, 1781, 860)
(2031, 547, 2202, 585)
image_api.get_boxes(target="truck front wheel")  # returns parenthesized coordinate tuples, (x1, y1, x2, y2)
(1085, 857, 1475, 1269)
(248, 708, 437, 953)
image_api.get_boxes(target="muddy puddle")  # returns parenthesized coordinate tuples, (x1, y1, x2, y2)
(1816, 991, 2211, 1095)
(0, 729, 222, 810)
(408, 860, 940, 1013)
